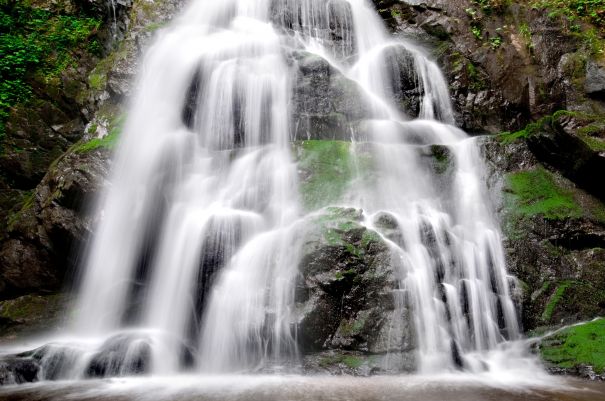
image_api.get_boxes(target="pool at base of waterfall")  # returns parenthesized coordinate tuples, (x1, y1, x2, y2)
(0, 375, 604, 401)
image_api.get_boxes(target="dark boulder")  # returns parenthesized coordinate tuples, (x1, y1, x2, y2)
(296, 207, 416, 373)
(290, 52, 372, 141)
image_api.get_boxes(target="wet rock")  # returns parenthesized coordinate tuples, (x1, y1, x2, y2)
(296, 207, 416, 372)
(0, 148, 111, 300)
(85, 334, 152, 378)
(290, 52, 371, 141)
(0, 358, 39, 385)
(0, 294, 68, 342)
(525, 113, 605, 201)
(586, 60, 605, 98)
(481, 135, 605, 331)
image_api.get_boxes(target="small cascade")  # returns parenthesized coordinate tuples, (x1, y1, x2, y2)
(0, 0, 530, 382)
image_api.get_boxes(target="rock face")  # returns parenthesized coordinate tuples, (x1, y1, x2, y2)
(0, 0, 181, 302)
(290, 52, 371, 141)
(372, 0, 605, 133)
(0, 148, 110, 300)
(482, 135, 605, 332)
(296, 207, 416, 374)
(525, 112, 605, 200)
(0, 0, 604, 381)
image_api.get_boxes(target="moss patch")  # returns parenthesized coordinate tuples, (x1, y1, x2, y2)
(505, 167, 582, 220)
(296, 140, 354, 211)
(542, 281, 573, 321)
(72, 113, 125, 153)
(308, 206, 381, 264)
(540, 318, 605, 373)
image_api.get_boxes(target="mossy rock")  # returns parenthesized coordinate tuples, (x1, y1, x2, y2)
(0, 293, 69, 342)
(504, 166, 582, 221)
(540, 318, 605, 374)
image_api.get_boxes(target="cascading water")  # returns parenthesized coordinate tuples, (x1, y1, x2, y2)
(1, 0, 533, 381)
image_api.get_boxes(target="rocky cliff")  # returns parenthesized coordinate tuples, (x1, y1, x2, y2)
(0, 0, 604, 378)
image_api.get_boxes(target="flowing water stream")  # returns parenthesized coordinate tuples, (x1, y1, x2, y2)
(1, 0, 597, 397)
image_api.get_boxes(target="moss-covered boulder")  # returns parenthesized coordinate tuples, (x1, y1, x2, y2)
(538, 318, 605, 380)
(296, 206, 416, 373)
(0, 293, 69, 342)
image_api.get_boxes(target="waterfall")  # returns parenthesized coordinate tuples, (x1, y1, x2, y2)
(10, 0, 526, 380)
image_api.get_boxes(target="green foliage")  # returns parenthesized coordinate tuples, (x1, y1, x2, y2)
(506, 167, 582, 220)
(489, 35, 503, 49)
(531, 0, 605, 32)
(541, 318, 605, 373)
(472, 0, 511, 14)
(519, 23, 534, 50)
(0, 1, 101, 139)
(471, 24, 483, 40)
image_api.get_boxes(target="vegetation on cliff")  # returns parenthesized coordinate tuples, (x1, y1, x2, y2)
(0, 1, 102, 143)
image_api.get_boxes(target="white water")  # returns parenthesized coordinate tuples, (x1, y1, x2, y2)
(2, 0, 535, 382)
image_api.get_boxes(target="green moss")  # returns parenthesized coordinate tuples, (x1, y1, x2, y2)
(541, 318, 605, 373)
(499, 115, 554, 143)
(88, 68, 107, 91)
(342, 356, 364, 369)
(296, 140, 354, 211)
(500, 110, 605, 151)
(505, 167, 582, 220)
(144, 21, 168, 32)
(73, 114, 125, 153)
(0, 293, 64, 322)
(542, 281, 573, 321)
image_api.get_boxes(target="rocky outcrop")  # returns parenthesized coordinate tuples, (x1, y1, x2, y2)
(0, 0, 181, 302)
(0, 147, 110, 300)
(296, 207, 416, 374)
(372, 0, 605, 133)
(290, 52, 371, 141)
(525, 112, 605, 200)
(482, 135, 605, 332)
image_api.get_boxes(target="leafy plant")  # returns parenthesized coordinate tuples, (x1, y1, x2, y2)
(0, 1, 101, 141)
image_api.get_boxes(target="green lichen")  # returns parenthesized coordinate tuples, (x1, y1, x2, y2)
(6, 190, 34, 231)
(505, 167, 582, 220)
(540, 318, 605, 373)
